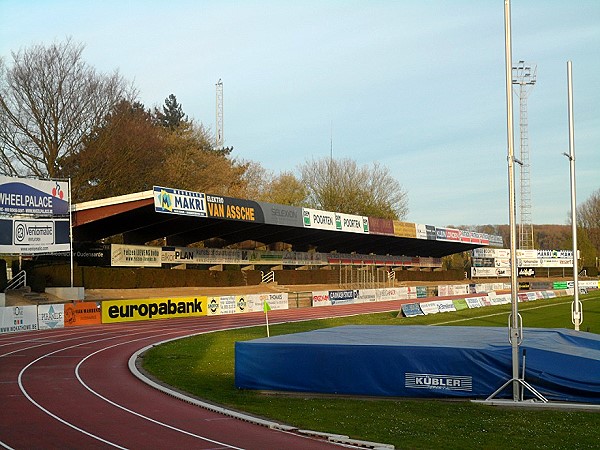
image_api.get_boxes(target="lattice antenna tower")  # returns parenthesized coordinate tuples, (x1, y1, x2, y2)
(512, 61, 536, 250)
(215, 79, 224, 150)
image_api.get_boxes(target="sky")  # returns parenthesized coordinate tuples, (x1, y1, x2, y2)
(1, 0, 598, 227)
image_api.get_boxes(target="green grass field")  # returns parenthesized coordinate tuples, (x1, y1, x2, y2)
(142, 292, 600, 449)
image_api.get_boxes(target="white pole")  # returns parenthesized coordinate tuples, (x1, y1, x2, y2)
(68, 178, 74, 288)
(504, 0, 521, 401)
(566, 61, 582, 331)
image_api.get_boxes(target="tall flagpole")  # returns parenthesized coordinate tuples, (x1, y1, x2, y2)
(504, 0, 521, 401)
(565, 61, 582, 331)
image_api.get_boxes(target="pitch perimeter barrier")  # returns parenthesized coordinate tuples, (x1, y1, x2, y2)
(1, 281, 598, 333)
(400, 288, 573, 318)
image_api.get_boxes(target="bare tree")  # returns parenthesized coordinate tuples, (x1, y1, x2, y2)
(577, 188, 600, 256)
(0, 38, 133, 177)
(299, 157, 409, 219)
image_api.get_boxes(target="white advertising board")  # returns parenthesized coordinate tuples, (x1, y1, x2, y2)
(111, 244, 162, 267)
(0, 305, 38, 333)
(302, 208, 337, 231)
(37, 304, 64, 330)
(154, 186, 207, 217)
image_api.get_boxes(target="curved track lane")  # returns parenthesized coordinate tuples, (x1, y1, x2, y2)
(1, 300, 405, 449)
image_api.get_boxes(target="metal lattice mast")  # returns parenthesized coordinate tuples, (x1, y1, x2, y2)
(215, 79, 224, 150)
(512, 61, 536, 250)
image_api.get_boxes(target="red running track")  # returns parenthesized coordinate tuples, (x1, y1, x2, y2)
(0, 300, 406, 449)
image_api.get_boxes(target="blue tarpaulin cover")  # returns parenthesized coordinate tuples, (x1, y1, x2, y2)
(235, 325, 600, 403)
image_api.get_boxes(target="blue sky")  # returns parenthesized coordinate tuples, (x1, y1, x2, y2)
(1, 1, 598, 226)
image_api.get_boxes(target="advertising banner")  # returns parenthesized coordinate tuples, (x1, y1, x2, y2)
(436, 227, 461, 242)
(393, 221, 417, 238)
(419, 301, 440, 315)
(537, 249, 573, 259)
(473, 248, 510, 258)
(488, 293, 511, 305)
(257, 201, 303, 227)
(0, 176, 69, 216)
(235, 296, 249, 313)
(335, 213, 368, 234)
(416, 223, 428, 240)
(540, 258, 574, 268)
(401, 303, 424, 317)
(164, 247, 243, 265)
(465, 297, 484, 308)
(205, 194, 264, 222)
(518, 268, 536, 277)
(354, 289, 377, 303)
(312, 291, 331, 307)
(0, 218, 70, 254)
(102, 297, 207, 323)
(206, 297, 221, 316)
(0, 305, 38, 333)
(64, 302, 102, 326)
(452, 299, 469, 310)
(471, 267, 509, 278)
(111, 244, 162, 267)
(302, 208, 337, 231)
(328, 289, 355, 305)
(376, 288, 403, 301)
(368, 217, 394, 236)
(219, 296, 237, 315)
(73, 243, 111, 266)
(38, 304, 64, 330)
(425, 225, 437, 240)
(153, 186, 207, 217)
(246, 293, 289, 312)
(436, 300, 457, 313)
(472, 258, 495, 267)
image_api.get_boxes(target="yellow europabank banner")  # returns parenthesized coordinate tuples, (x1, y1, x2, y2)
(102, 296, 207, 323)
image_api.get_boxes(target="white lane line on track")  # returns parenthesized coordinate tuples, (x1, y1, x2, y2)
(0, 329, 133, 358)
(14, 324, 208, 449)
(17, 347, 129, 449)
(14, 321, 246, 449)
(75, 337, 245, 450)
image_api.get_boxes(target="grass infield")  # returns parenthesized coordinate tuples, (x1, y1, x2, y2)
(142, 292, 600, 449)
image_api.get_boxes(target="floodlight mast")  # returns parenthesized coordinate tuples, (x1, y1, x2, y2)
(512, 60, 537, 250)
(216, 79, 224, 150)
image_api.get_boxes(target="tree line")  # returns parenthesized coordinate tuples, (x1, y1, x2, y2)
(1, 38, 598, 262)
(0, 38, 407, 220)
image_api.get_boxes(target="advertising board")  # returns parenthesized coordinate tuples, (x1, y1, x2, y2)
(0, 305, 38, 333)
(153, 186, 207, 217)
(0, 176, 69, 216)
(368, 217, 394, 236)
(110, 244, 162, 267)
(0, 218, 70, 254)
(335, 213, 368, 234)
(205, 194, 264, 222)
(38, 304, 64, 330)
(102, 297, 207, 323)
(393, 221, 417, 238)
(302, 208, 337, 231)
(257, 201, 303, 227)
(64, 302, 102, 326)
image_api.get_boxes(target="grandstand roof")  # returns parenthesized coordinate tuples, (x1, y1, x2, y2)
(72, 189, 499, 258)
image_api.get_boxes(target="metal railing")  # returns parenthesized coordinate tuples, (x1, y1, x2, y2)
(5, 270, 26, 292)
(260, 271, 275, 284)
